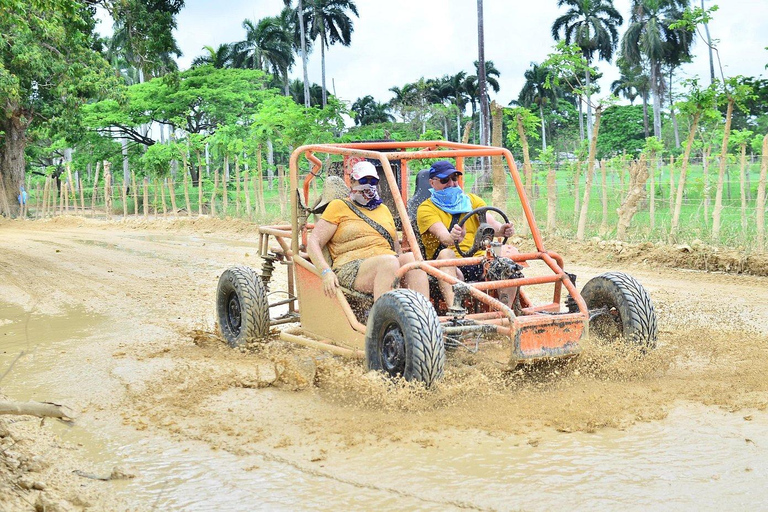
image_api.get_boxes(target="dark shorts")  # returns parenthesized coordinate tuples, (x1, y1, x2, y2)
(459, 262, 484, 282)
(334, 259, 362, 289)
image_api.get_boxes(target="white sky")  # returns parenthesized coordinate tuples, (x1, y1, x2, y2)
(97, 0, 768, 107)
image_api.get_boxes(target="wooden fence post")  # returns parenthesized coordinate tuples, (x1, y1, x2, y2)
(210, 169, 219, 217)
(222, 157, 228, 216)
(91, 162, 101, 217)
(104, 164, 112, 218)
(79, 178, 85, 213)
(198, 174, 204, 216)
(160, 178, 168, 217)
(122, 180, 128, 219)
(183, 170, 191, 216)
(143, 177, 149, 218)
(235, 164, 241, 217)
(132, 171, 138, 216)
(168, 178, 179, 218)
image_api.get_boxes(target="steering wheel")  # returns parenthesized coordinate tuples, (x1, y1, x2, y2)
(454, 206, 510, 258)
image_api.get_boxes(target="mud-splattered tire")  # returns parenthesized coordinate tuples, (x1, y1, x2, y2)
(365, 289, 445, 387)
(580, 272, 657, 348)
(216, 266, 269, 347)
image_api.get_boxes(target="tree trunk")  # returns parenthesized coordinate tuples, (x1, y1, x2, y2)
(713, 97, 735, 239)
(671, 110, 700, 234)
(578, 97, 585, 141)
(320, 25, 327, 107)
(576, 106, 602, 240)
(703, 147, 711, 222)
(641, 92, 650, 139)
(669, 68, 681, 148)
(585, 65, 593, 140)
(297, 0, 310, 107)
(617, 156, 650, 240)
(668, 155, 675, 213)
(539, 103, 547, 151)
(649, 153, 656, 232)
(0, 112, 30, 217)
(477, 0, 489, 147)
(757, 134, 768, 249)
(650, 62, 662, 139)
(256, 146, 266, 216)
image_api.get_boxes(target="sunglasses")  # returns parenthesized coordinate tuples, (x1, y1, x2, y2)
(357, 176, 379, 185)
(437, 173, 462, 185)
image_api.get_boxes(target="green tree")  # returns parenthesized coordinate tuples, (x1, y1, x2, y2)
(283, 0, 311, 107)
(552, 0, 623, 139)
(611, 55, 651, 137)
(517, 62, 559, 150)
(301, 0, 358, 107)
(596, 105, 646, 158)
(621, 0, 693, 140)
(191, 44, 235, 68)
(351, 96, 394, 126)
(0, 0, 117, 215)
(234, 16, 294, 94)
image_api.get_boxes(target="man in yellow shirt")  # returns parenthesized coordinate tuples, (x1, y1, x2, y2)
(417, 160, 514, 306)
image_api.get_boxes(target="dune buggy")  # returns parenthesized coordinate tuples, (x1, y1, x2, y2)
(215, 141, 657, 387)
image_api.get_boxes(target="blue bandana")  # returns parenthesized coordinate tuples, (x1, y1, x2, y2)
(429, 187, 472, 214)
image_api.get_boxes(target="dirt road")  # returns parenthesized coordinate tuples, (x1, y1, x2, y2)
(1, 217, 767, 511)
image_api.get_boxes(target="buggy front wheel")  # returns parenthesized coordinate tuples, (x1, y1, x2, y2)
(216, 266, 270, 347)
(365, 289, 444, 387)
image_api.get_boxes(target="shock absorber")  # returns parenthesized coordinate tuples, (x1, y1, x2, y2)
(260, 253, 278, 291)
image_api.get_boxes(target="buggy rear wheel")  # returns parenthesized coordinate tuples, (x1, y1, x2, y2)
(365, 289, 444, 387)
(581, 272, 657, 348)
(216, 266, 269, 347)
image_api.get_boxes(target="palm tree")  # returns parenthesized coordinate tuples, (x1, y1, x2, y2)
(284, 0, 311, 107)
(301, 0, 359, 107)
(351, 95, 394, 125)
(443, 72, 470, 141)
(517, 63, 559, 150)
(234, 17, 294, 93)
(621, 0, 693, 139)
(191, 44, 234, 69)
(288, 78, 323, 107)
(551, 0, 623, 139)
(465, 61, 500, 142)
(476, 0, 490, 146)
(612, 55, 651, 137)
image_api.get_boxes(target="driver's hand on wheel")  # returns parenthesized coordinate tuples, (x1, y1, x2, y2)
(450, 224, 466, 243)
(321, 269, 339, 297)
(497, 223, 515, 238)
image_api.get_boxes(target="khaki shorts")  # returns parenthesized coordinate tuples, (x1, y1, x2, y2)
(334, 259, 362, 289)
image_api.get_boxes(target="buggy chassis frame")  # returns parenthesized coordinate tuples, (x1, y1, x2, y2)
(256, 141, 589, 366)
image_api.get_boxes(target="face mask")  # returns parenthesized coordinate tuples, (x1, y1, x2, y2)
(350, 183, 383, 210)
(430, 186, 472, 214)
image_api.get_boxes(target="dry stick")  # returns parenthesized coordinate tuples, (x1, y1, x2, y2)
(573, 160, 581, 223)
(198, 171, 204, 216)
(122, 181, 128, 219)
(34, 182, 41, 219)
(91, 161, 101, 218)
(143, 177, 149, 218)
(756, 134, 768, 249)
(210, 169, 219, 217)
(63, 181, 69, 213)
(546, 159, 556, 231)
(235, 163, 241, 217)
(66, 162, 77, 214)
(41, 178, 49, 218)
(131, 171, 138, 216)
(256, 149, 266, 217)
(223, 156, 229, 216)
(516, 113, 534, 198)
(600, 159, 608, 234)
(168, 178, 179, 218)
(668, 155, 676, 213)
(79, 178, 85, 214)
(183, 169, 191, 216)
(576, 106, 602, 241)
(739, 143, 748, 232)
(0, 400, 76, 420)
(253, 171, 260, 220)
(277, 165, 286, 219)
(242, 159, 251, 219)
(713, 97, 735, 239)
(160, 179, 168, 217)
(703, 148, 711, 222)
(649, 154, 656, 232)
(104, 171, 112, 218)
(672, 111, 700, 235)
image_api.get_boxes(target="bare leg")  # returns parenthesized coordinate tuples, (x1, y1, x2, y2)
(398, 252, 429, 299)
(354, 254, 400, 301)
(435, 248, 461, 306)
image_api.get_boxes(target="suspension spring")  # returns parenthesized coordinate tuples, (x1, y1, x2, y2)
(260, 253, 278, 291)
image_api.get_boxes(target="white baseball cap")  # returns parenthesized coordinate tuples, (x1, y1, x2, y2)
(350, 161, 378, 180)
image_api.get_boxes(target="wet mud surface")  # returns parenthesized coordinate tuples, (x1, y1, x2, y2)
(1, 216, 767, 511)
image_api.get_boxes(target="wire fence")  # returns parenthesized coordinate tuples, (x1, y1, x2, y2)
(15, 158, 768, 252)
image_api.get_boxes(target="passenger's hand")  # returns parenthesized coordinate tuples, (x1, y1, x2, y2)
(450, 224, 466, 243)
(497, 223, 515, 238)
(321, 269, 339, 297)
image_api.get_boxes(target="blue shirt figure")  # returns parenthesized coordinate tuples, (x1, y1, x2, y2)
(18, 186, 27, 205)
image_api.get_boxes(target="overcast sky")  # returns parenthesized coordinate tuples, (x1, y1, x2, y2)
(98, 0, 768, 107)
